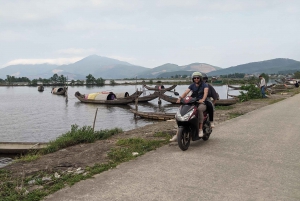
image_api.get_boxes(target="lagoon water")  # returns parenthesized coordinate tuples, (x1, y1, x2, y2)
(0, 84, 240, 142)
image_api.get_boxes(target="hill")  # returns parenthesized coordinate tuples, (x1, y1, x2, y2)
(137, 63, 221, 78)
(208, 58, 300, 76)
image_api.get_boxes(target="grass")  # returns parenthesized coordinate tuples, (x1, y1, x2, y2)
(215, 105, 234, 110)
(229, 112, 243, 119)
(268, 98, 285, 105)
(0, 130, 170, 201)
(15, 125, 122, 163)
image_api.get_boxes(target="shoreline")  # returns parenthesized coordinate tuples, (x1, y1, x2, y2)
(0, 90, 297, 201)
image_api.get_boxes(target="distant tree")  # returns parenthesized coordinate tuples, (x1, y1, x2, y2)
(31, 79, 38, 86)
(71, 80, 75, 85)
(51, 74, 59, 83)
(58, 75, 66, 84)
(96, 77, 105, 86)
(110, 79, 116, 85)
(294, 71, 300, 79)
(182, 75, 187, 78)
(86, 74, 96, 84)
(149, 79, 153, 84)
(0, 78, 4, 83)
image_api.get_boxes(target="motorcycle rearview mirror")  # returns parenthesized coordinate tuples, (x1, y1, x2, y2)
(174, 91, 179, 96)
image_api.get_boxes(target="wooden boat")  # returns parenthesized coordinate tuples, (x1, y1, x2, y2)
(37, 85, 44, 92)
(135, 91, 161, 102)
(75, 91, 142, 105)
(158, 93, 238, 106)
(0, 142, 48, 154)
(228, 85, 241, 90)
(51, 86, 68, 95)
(228, 84, 276, 90)
(130, 109, 175, 121)
(143, 84, 177, 91)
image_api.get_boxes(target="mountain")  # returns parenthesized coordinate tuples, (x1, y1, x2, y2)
(0, 64, 59, 79)
(208, 58, 300, 76)
(137, 63, 221, 78)
(1, 56, 299, 80)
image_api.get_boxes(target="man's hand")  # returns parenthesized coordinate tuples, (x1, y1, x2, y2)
(198, 99, 204, 104)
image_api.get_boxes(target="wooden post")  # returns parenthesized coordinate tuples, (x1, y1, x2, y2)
(93, 108, 98, 132)
(134, 89, 138, 118)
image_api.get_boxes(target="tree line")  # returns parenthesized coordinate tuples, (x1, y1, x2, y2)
(0, 74, 106, 86)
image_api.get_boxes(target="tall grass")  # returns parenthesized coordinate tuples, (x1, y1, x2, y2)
(41, 124, 122, 154)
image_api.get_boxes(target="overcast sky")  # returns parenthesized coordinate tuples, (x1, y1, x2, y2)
(1, 0, 299, 69)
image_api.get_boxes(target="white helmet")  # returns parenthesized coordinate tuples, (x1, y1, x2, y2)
(191, 72, 202, 82)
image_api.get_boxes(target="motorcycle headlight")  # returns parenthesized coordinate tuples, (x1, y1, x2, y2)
(176, 110, 194, 121)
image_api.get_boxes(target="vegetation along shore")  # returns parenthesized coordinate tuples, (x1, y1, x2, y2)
(0, 86, 298, 201)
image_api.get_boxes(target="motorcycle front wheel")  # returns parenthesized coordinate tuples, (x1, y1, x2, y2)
(177, 127, 190, 151)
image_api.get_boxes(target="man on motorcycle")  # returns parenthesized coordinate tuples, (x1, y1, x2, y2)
(170, 72, 209, 142)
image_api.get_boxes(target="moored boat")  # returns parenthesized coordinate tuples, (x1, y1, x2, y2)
(37, 85, 44, 92)
(134, 91, 161, 102)
(130, 109, 175, 120)
(51, 86, 68, 95)
(0, 142, 48, 154)
(158, 93, 238, 106)
(143, 84, 177, 91)
(74, 91, 142, 105)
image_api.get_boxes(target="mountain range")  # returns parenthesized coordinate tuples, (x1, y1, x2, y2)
(0, 55, 299, 80)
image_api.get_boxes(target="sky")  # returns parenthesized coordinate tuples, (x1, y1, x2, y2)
(0, 0, 299, 69)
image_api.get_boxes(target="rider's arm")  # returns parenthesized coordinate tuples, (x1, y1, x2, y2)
(199, 88, 208, 103)
(176, 89, 191, 103)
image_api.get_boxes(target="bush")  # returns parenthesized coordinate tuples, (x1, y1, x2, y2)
(238, 84, 261, 102)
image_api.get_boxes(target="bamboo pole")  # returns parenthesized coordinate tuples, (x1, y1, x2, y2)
(93, 108, 98, 132)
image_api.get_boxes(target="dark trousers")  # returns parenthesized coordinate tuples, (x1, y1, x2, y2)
(205, 100, 214, 122)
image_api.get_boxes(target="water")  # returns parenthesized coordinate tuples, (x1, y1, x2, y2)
(0, 84, 240, 142)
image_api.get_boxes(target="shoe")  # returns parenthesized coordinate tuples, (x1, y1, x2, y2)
(198, 130, 204, 137)
(211, 122, 215, 128)
(169, 135, 177, 142)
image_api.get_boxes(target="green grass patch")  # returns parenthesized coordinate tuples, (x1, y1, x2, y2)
(268, 98, 285, 104)
(1, 132, 170, 201)
(229, 112, 243, 119)
(215, 105, 234, 110)
(41, 124, 122, 154)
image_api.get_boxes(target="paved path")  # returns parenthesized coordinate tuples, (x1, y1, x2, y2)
(45, 94, 300, 201)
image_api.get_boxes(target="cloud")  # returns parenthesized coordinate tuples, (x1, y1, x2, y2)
(3, 57, 83, 67)
(57, 48, 96, 55)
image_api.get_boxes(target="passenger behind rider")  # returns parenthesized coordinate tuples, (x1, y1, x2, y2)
(170, 72, 208, 142)
(202, 73, 219, 128)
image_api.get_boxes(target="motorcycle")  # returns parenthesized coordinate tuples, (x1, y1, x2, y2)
(175, 96, 212, 151)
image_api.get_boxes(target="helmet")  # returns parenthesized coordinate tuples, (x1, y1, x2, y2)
(202, 73, 208, 82)
(191, 72, 202, 82)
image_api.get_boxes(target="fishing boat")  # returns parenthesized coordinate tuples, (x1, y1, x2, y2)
(135, 91, 161, 102)
(143, 84, 177, 91)
(228, 84, 276, 90)
(158, 93, 238, 106)
(0, 142, 48, 154)
(37, 85, 44, 92)
(130, 109, 175, 121)
(75, 91, 142, 105)
(51, 86, 68, 95)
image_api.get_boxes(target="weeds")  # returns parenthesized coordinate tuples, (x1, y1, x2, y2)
(229, 112, 243, 119)
(215, 105, 234, 110)
(1, 131, 170, 201)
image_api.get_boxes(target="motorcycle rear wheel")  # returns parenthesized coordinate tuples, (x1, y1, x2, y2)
(202, 122, 212, 141)
(177, 127, 190, 151)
